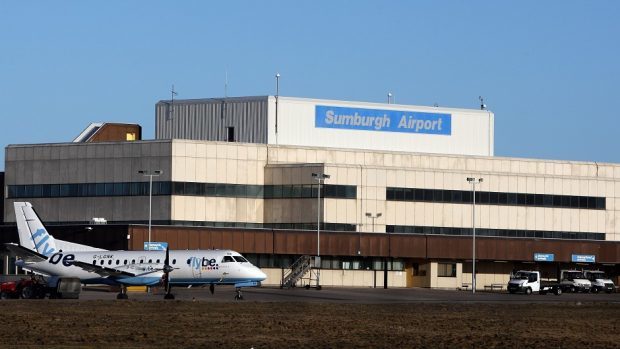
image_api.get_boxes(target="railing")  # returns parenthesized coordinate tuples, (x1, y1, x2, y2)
(281, 255, 313, 289)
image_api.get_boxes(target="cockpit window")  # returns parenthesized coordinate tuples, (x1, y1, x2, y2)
(222, 256, 235, 263)
(233, 256, 248, 263)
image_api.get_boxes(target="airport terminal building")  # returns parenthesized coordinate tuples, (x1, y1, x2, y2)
(2, 96, 619, 289)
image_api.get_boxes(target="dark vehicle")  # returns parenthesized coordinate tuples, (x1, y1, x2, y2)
(0, 276, 81, 299)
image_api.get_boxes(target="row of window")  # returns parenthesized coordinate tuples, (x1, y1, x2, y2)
(386, 187, 606, 210)
(91, 255, 248, 267)
(386, 225, 605, 241)
(47, 220, 358, 232)
(7, 182, 357, 200)
(243, 254, 405, 271)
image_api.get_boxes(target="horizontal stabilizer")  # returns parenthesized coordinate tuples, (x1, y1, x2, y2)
(4, 243, 48, 262)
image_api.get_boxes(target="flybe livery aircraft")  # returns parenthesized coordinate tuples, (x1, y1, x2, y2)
(6, 202, 267, 300)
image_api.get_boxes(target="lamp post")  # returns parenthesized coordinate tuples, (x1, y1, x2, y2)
(312, 172, 330, 288)
(467, 177, 483, 293)
(365, 212, 382, 233)
(138, 170, 163, 250)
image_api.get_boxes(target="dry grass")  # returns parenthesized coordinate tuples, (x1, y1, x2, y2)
(0, 301, 618, 348)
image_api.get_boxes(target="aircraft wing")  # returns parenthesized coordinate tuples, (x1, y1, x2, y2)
(71, 261, 165, 278)
(4, 243, 48, 262)
(71, 261, 137, 277)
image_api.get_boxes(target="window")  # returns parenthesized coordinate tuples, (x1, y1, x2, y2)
(221, 256, 235, 263)
(438, 263, 456, 277)
(126, 132, 136, 141)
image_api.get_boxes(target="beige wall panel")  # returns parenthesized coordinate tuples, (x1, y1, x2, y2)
(498, 206, 508, 229)
(507, 176, 517, 193)
(543, 177, 554, 194)
(385, 169, 396, 187)
(488, 205, 499, 229)
(384, 201, 396, 225)
(235, 198, 248, 222)
(543, 208, 553, 231)
(526, 176, 535, 193)
(561, 210, 571, 231)
(347, 167, 359, 185)
(515, 207, 526, 229)
(517, 176, 527, 193)
(424, 171, 434, 188)
(535, 207, 544, 230)
(346, 200, 358, 224)
(525, 207, 536, 230)
(185, 157, 197, 182)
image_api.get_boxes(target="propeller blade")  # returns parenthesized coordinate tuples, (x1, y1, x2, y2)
(164, 245, 172, 295)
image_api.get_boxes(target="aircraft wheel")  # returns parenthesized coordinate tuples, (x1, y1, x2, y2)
(116, 293, 128, 300)
(164, 293, 175, 300)
(234, 294, 244, 300)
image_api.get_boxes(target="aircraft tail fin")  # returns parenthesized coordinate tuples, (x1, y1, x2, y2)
(14, 202, 58, 257)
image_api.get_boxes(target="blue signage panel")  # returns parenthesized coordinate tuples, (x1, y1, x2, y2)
(534, 253, 555, 262)
(144, 242, 168, 251)
(315, 105, 452, 135)
(571, 254, 595, 263)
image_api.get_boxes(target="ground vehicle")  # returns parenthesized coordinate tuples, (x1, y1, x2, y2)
(584, 270, 615, 293)
(560, 270, 591, 293)
(507, 271, 562, 295)
(0, 276, 81, 299)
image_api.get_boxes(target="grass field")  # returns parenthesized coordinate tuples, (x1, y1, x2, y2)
(1, 300, 619, 348)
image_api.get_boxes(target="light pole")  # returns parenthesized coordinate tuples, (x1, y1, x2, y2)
(312, 172, 330, 288)
(467, 177, 483, 293)
(139, 170, 163, 250)
(365, 212, 382, 233)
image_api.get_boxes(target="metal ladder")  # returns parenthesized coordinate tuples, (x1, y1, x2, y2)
(281, 255, 313, 289)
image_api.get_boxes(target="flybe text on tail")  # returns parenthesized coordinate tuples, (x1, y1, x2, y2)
(31, 228, 55, 256)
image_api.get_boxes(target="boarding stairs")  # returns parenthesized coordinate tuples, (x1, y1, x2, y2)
(281, 255, 314, 289)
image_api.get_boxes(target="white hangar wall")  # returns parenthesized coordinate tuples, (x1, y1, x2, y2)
(268, 96, 494, 156)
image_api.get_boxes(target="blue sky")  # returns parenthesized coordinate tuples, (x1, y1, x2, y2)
(1, 1, 619, 170)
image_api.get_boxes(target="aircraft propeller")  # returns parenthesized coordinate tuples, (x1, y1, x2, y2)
(163, 246, 175, 299)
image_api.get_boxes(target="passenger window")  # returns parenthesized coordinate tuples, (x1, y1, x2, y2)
(100, 260, 104, 265)
(124, 260, 127, 265)
(172, 259, 176, 265)
(108, 260, 112, 265)
(132, 259, 135, 264)
(156, 259, 160, 264)
(187, 258, 191, 265)
(92, 260, 96, 265)
(140, 259, 144, 263)
(116, 260, 120, 265)
(148, 259, 152, 263)
(221, 256, 235, 263)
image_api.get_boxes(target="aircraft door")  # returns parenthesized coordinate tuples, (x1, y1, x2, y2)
(190, 257, 202, 278)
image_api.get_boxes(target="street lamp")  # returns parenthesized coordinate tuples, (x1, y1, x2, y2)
(467, 177, 483, 293)
(312, 172, 330, 288)
(139, 170, 163, 251)
(365, 212, 382, 233)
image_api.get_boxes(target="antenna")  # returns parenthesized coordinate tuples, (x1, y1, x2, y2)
(479, 96, 486, 110)
(168, 85, 178, 120)
(387, 92, 393, 104)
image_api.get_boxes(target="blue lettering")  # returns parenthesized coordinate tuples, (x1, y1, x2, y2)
(49, 253, 63, 265)
(62, 254, 75, 267)
(316, 105, 451, 135)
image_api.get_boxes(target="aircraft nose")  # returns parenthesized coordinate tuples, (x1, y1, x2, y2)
(253, 267, 267, 281)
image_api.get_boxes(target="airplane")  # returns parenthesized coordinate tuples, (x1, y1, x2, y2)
(5, 202, 267, 300)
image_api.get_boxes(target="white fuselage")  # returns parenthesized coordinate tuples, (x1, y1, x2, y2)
(17, 249, 266, 287)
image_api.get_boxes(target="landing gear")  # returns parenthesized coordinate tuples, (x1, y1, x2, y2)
(164, 292, 175, 300)
(116, 286, 128, 300)
(234, 288, 244, 300)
